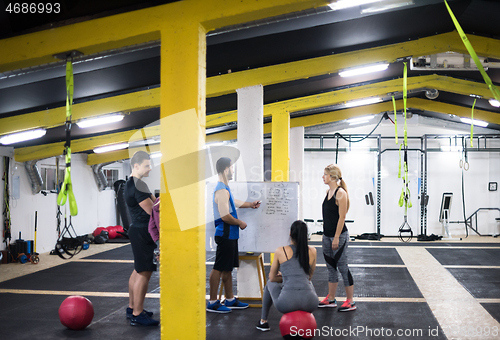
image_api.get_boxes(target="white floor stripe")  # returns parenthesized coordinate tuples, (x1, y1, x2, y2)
(311, 244, 500, 249)
(477, 299, 500, 304)
(205, 261, 405, 268)
(204, 295, 426, 303)
(0, 288, 160, 298)
(74, 259, 134, 263)
(443, 265, 500, 269)
(396, 246, 500, 340)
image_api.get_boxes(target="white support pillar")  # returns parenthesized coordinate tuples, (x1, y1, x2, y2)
(290, 126, 304, 220)
(236, 85, 264, 182)
(235, 85, 264, 299)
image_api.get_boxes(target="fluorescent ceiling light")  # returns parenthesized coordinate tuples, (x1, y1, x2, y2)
(345, 97, 382, 108)
(150, 152, 162, 159)
(347, 115, 375, 124)
(77, 114, 124, 128)
(489, 99, 500, 107)
(460, 118, 489, 128)
(129, 138, 161, 148)
(0, 129, 46, 145)
(339, 63, 389, 77)
(361, 0, 414, 14)
(349, 120, 369, 126)
(93, 143, 129, 154)
(328, 0, 383, 11)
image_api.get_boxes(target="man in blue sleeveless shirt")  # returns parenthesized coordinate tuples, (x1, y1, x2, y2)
(207, 157, 261, 313)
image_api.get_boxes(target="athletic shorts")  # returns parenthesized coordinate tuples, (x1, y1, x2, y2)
(213, 236, 239, 272)
(129, 226, 157, 273)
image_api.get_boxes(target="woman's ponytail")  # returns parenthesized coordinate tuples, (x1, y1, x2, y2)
(325, 164, 350, 212)
(290, 220, 310, 275)
(339, 178, 350, 212)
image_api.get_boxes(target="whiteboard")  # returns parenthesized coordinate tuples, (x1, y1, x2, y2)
(206, 182, 299, 253)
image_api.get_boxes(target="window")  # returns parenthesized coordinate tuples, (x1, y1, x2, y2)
(41, 167, 65, 191)
(104, 169, 120, 189)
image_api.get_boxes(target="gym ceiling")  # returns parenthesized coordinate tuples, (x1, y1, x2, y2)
(0, 0, 499, 165)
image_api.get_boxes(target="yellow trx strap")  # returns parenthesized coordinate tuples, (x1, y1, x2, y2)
(470, 97, 476, 147)
(403, 62, 408, 147)
(57, 61, 78, 216)
(444, 0, 500, 102)
(392, 96, 398, 144)
(398, 63, 411, 211)
(398, 143, 402, 179)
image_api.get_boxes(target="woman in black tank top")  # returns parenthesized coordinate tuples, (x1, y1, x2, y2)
(318, 164, 356, 312)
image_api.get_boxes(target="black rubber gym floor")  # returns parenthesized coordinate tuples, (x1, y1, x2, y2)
(0, 294, 160, 340)
(315, 267, 423, 298)
(482, 303, 500, 323)
(207, 302, 445, 339)
(1, 242, 499, 339)
(330, 241, 500, 247)
(0, 245, 160, 340)
(427, 248, 500, 266)
(446, 268, 500, 299)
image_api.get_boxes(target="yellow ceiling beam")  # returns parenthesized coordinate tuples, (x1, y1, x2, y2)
(206, 130, 237, 144)
(0, 88, 159, 136)
(25, 98, 497, 162)
(205, 98, 500, 144)
(206, 102, 400, 143)
(11, 75, 499, 161)
(291, 101, 399, 128)
(206, 32, 500, 97)
(3, 31, 498, 135)
(408, 98, 500, 125)
(2, 74, 492, 136)
(0, 0, 326, 73)
(207, 75, 495, 128)
(14, 125, 160, 163)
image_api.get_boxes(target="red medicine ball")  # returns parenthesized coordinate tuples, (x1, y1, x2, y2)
(106, 226, 118, 239)
(279, 311, 317, 339)
(59, 295, 94, 330)
(92, 227, 105, 237)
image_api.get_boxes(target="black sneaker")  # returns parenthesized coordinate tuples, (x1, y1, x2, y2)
(256, 321, 270, 331)
(126, 307, 153, 320)
(130, 311, 159, 326)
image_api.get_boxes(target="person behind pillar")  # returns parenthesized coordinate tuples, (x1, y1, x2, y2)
(206, 157, 261, 313)
(124, 150, 159, 326)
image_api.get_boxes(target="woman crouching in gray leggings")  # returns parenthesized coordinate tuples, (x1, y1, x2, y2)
(256, 220, 318, 332)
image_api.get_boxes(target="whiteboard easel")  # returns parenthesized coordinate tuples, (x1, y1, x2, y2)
(206, 181, 300, 253)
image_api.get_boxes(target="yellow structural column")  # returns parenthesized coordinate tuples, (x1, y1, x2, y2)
(270, 108, 290, 264)
(271, 108, 290, 182)
(159, 21, 206, 339)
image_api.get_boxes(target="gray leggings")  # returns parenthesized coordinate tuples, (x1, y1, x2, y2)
(261, 281, 318, 320)
(322, 232, 354, 286)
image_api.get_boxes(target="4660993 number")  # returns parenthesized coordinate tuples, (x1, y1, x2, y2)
(6, 3, 60, 14)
